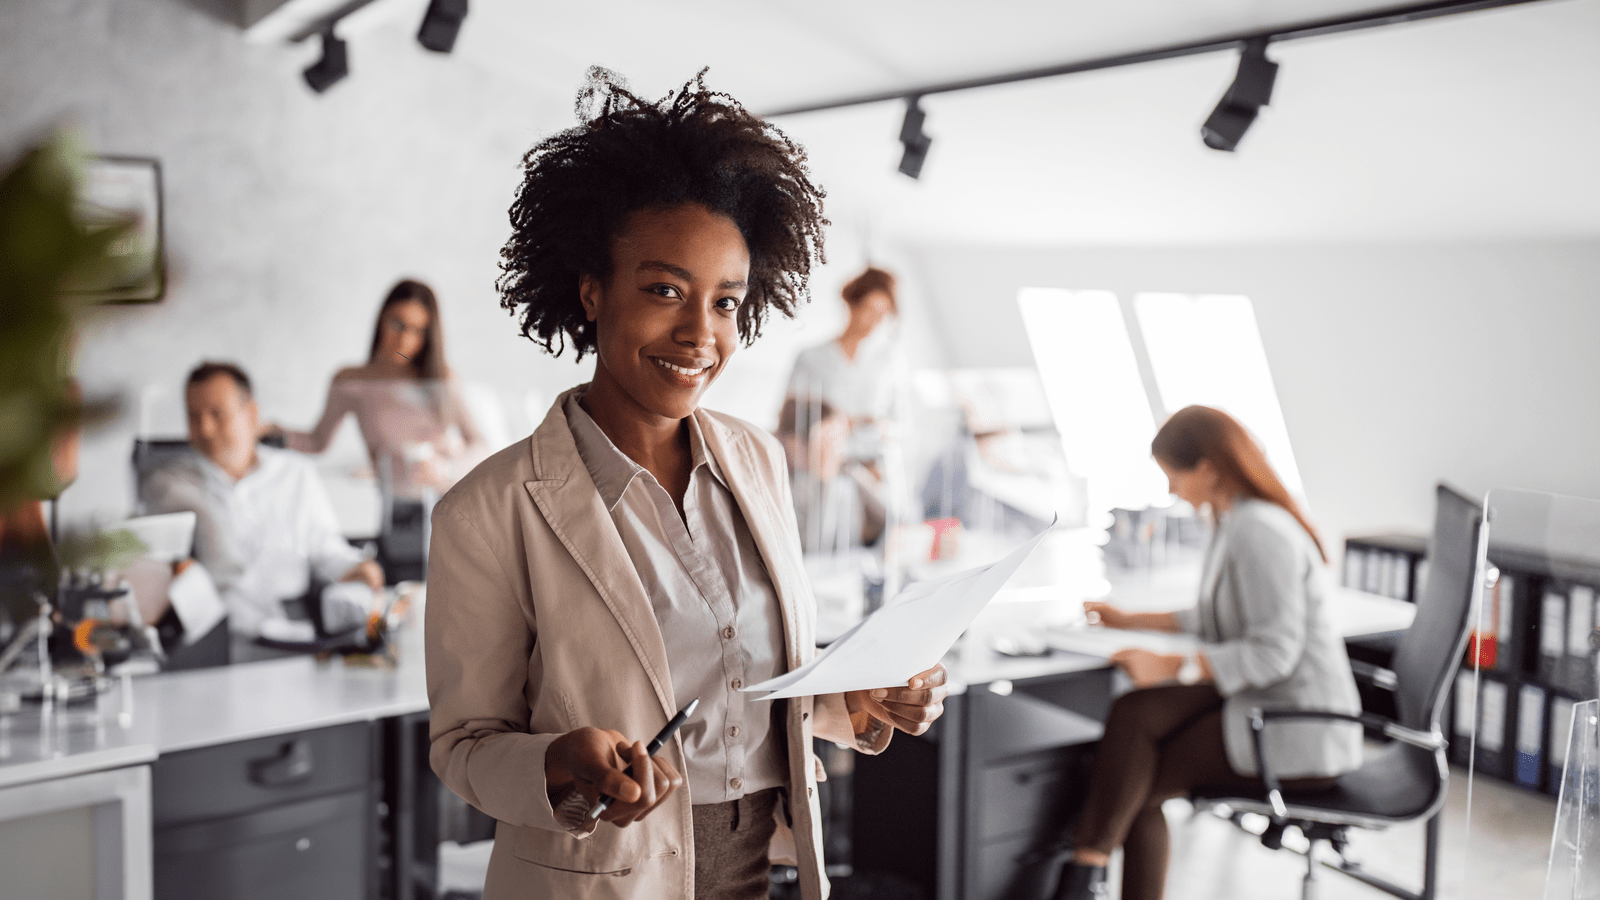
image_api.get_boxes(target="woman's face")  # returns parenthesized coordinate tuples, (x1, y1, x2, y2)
(579, 203, 750, 424)
(847, 288, 894, 334)
(1157, 456, 1222, 510)
(378, 300, 430, 364)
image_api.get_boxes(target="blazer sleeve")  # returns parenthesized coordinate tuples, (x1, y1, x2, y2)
(425, 496, 595, 837)
(1202, 516, 1310, 696)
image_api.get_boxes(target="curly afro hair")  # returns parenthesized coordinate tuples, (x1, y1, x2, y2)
(497, 67, 828, 360)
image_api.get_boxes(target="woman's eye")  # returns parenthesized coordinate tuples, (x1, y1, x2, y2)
(650, 284, 680, 299)
(716, 297, 741, 311)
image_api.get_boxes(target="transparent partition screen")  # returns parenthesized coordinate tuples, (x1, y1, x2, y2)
(1464, 488, 1600, 900)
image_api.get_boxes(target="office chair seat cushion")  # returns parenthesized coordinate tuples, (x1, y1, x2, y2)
(1191, 743, 1442, 827)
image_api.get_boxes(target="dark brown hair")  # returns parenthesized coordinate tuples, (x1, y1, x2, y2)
(841, 266, 896, 312)
(1152, 405, 1326, 562)
(186, 361, 252, 399)
(367, 279, 447, 379)
(497, 68, 828, 361)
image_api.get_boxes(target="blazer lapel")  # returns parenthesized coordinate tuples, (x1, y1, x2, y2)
(697, 411, 810, 672)
(1198, 511, 1233, 610)
(523, 389, 675, 720)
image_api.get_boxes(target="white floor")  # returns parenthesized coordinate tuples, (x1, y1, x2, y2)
(433, 767, 1557, 900)
(1157, 767, 1556, 900)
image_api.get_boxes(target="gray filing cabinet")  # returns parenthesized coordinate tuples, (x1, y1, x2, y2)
(152, 721, 379, 900)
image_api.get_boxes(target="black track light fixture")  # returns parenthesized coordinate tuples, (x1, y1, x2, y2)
(302, 29, 349, 93)
(418, 0, 469, 53)
(1201, 38, 1279, 152)
(898, 97, 932, 179)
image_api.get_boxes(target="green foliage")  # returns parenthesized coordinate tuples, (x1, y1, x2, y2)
(53, 526, 148, 574)
(0, 134, 130, 507)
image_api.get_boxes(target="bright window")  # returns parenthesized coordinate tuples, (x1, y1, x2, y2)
(1134, 293, 1303, 496)
(1017, 288, 1168, 515)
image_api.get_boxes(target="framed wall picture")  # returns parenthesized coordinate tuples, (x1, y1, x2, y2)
(68, 155, 165, 303)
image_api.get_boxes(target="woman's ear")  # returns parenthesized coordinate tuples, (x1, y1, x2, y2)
(578, 274, 602, 323)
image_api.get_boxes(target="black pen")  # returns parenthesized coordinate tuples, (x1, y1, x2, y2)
(587, 698, 699, 821)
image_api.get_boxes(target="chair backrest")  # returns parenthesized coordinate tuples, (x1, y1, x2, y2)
(1390, 483, 1483, 733)
(131, 438, 196, 513)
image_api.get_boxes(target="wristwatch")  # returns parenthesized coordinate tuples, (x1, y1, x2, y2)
(1177, 652, 1202, 685)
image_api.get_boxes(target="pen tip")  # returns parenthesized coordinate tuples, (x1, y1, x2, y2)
(686, 698, 699, 715)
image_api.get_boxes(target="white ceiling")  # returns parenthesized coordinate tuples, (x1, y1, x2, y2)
(430, 0, 1600, 245)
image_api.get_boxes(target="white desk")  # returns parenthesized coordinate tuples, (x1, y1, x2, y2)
(0, 617, 428, 791)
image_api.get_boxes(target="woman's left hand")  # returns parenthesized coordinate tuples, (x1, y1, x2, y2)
(1108, 648, 1183, 688)
(847, 664, 949, 736)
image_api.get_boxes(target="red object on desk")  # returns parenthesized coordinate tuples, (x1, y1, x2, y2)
(927, 517, 962, 561)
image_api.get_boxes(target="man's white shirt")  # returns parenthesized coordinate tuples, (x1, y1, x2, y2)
(142, 446, 364, 637)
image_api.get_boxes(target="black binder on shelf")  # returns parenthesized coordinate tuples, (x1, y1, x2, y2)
(1343, 548, 1363, 591)
(1539, 588, 1569, 687)
(1565, 584, 1598, 696)
(1547, 693, 1579, 798)
(1474, 673, 1512, 778)
(1491, 572, 1521, 674)
(1514, 682, 1547, 789)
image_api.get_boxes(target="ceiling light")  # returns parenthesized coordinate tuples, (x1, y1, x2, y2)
(898, 97, 932, 179)
(417, 0, 469, 53)
(302, 29, 348, 93)
(1201, 38, 1279, 152)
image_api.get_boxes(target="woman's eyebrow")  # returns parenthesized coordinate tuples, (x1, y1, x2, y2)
(637, 259, 747, 291)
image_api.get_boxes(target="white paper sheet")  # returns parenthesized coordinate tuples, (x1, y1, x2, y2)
(1043, 626, 1197, 659)
(744, 520, 1054, 700)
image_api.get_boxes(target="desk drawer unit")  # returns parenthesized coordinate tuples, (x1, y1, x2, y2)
(154, 791, 366, 900)
(152, 721, 376, 900)
(977, 750, 1088, 842)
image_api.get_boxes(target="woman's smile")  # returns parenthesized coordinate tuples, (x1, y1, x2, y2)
(651, 356, 714, 382)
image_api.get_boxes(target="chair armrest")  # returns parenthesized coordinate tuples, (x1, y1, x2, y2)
(1257, 708, 1444, 752)
(1348, 660, 1399, 692)
(1245, 707, 1445, 822)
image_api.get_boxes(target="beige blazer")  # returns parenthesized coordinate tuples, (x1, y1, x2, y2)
(425, 387, 880, 900)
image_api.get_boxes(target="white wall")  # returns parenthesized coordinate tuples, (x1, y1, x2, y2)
(908, 240, 1600, 550)
(1, 0, 937, 529)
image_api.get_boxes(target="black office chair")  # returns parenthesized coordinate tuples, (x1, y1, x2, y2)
(1189, 483, 1483, 900)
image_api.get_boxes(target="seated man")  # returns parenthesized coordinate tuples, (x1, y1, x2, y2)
(140, 361, 382, 642)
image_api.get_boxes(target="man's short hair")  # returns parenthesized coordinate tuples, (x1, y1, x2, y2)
(186, 361, 253, 399)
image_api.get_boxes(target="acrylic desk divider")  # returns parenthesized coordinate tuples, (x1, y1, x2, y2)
(1545, 698, 1600, 900)
(1467, 488, 1600, 900)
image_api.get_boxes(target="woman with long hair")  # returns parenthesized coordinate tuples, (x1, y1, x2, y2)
(1052, 405, 1362, 900)
(268, 279, 486, 498)
(424, 69, 946, 900)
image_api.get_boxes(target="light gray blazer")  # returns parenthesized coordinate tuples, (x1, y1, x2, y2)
(1173, 498, 1363, 779)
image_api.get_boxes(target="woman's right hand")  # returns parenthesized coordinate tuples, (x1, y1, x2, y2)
(1084, 601, 1133, 630)
(545, 727, 683, 827)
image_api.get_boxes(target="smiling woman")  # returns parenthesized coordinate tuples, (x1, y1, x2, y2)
(425, 68, 949, 900)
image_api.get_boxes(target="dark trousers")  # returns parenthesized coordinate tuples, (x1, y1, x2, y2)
(1072, 685, 1334, 900)
(693, 788, 779, 900)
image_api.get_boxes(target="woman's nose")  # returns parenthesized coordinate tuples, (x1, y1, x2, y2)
(675, 300, 715, 348)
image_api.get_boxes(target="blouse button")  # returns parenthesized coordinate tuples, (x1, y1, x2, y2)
(730, 777, 742, 790)
(722, 626, 736, 640)
(731, 678, 744, 691)
(729, 725, 741, 737)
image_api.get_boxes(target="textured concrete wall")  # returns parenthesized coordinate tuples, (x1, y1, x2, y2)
(1, 0, 927, 528)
